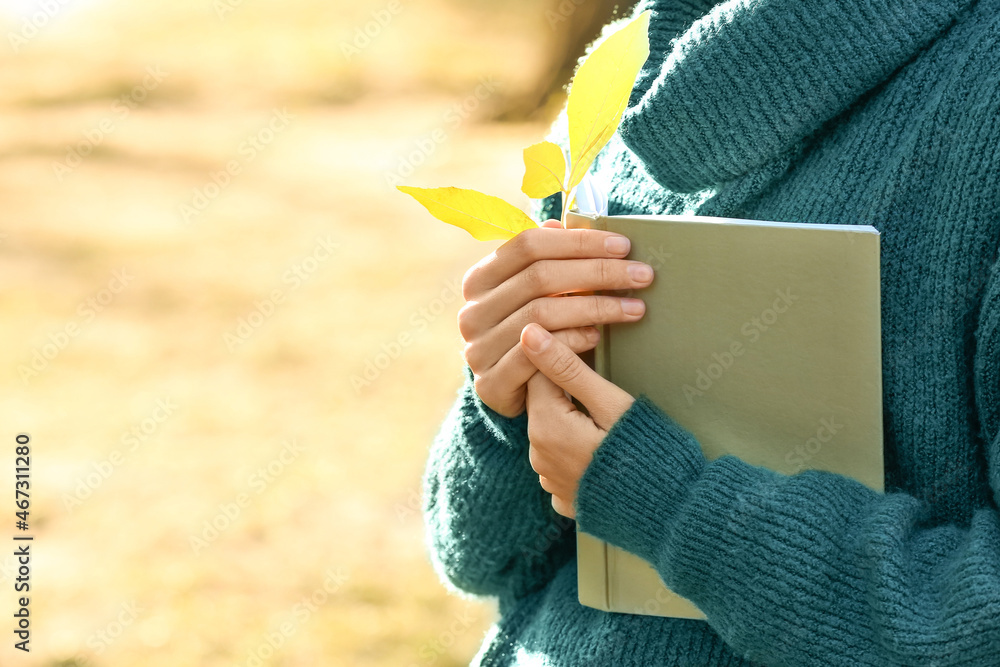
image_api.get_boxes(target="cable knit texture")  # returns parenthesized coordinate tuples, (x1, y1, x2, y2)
(423, 0, 1000, 664)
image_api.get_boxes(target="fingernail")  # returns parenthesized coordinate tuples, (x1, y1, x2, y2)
(627, 262, 653, 283)
(523, 324, 552, 353)
(586, 327, 600, 342)
(621, 299, 645, 317)
(605, 236, 630, 255)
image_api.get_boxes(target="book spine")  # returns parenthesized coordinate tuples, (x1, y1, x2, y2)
(564, 212, 612, 612)
(590, 217, 612, 610)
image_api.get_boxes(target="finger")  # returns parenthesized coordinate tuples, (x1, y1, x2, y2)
(461, 293, 641, 361)
(476, 258, 652, 330)
(462, 226, 633, 298)
(551, 495, 576, 519)
(521, 323, 633, 430)
(537, 475, 573, 499)
(469, 325, 599, 389)
(537, 475, 558, 494)
(526, 366, 576, 419)
(526, 370, 590, 456)
(541, 219, 562, 229)
(525, 359, 598, 432)
(469, 327, 600, 416)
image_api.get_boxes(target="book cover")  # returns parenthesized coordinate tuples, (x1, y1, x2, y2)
(565, 211, 884, 619)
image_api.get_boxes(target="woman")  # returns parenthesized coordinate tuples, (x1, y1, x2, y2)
(424, 0, 1000, 664)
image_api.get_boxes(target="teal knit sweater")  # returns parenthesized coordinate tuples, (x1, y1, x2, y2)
(423, 1, 1000, 665)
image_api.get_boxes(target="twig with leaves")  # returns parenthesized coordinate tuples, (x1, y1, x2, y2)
(398, 11, 650, 240)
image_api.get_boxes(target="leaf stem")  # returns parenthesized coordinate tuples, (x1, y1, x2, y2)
(560, 188, 569, 228)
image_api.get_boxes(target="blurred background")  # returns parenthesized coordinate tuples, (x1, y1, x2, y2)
(0, 0, 636, 664)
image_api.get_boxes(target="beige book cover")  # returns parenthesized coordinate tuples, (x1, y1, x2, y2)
(565, 211, 884, 619)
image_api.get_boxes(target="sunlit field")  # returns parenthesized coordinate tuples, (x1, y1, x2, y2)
(0, 0, 628, 663)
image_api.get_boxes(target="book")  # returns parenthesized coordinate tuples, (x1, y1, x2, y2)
(564, 211, 884, 619)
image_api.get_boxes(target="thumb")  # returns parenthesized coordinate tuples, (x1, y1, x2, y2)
(520, 323, 632, 429)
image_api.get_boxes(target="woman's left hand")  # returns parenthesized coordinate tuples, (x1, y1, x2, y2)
(521, 322, 635, 518)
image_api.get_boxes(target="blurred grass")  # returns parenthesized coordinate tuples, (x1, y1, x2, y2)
(0, 0, 617, 663)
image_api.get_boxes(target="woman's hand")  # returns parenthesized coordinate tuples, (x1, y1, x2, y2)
(459, 219, 654, 418)
(521, 323, 635, 518)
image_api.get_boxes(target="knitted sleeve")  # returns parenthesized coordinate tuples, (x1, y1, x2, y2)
(422, 366, 576, 601)
(619, 0, 974, 194)
(630, 0, 723, 104)
(574, 271, 1000, 664)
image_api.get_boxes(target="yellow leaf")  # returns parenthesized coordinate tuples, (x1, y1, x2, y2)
(566, 11, 650, 190)
(397, 186, 538, 241)
(521, 141, 566, 198)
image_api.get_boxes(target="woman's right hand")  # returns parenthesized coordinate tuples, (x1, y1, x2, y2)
(459, 219, 655, 418)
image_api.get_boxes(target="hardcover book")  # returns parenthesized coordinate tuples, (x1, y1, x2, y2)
(565, 211, 884, 619)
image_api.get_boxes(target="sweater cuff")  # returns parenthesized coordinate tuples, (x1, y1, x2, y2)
(575, 395, 707, 565)
(462, 365, 529, 451)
